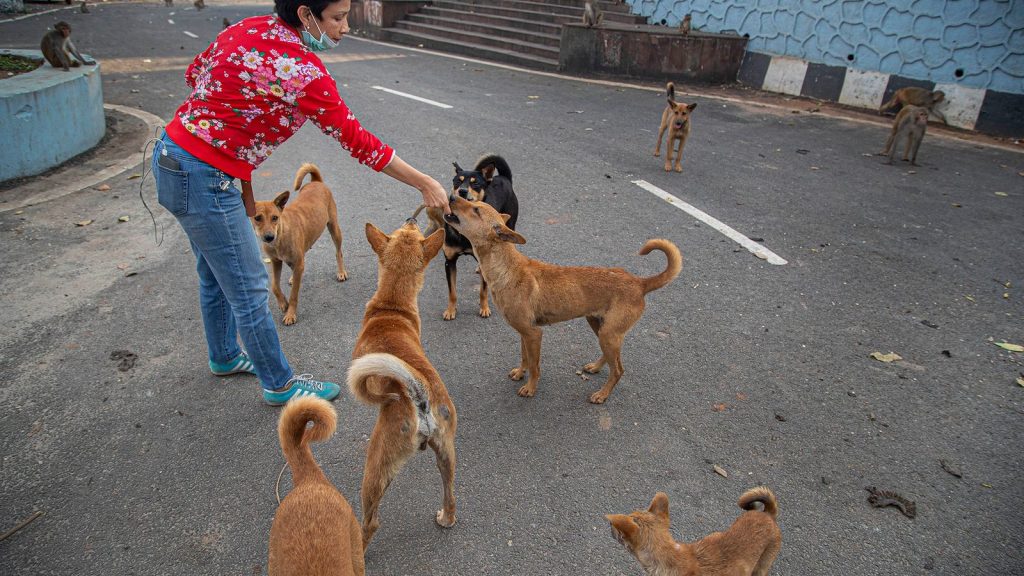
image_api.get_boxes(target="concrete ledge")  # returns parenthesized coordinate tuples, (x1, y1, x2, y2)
(351, 0, 429, 40)
(0, 49, 105, 183)
(560, 23, 747, 83)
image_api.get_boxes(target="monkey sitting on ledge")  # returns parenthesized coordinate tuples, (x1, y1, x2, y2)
(40, 21, 95, 71)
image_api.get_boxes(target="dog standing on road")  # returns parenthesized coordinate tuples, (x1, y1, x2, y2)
(654, 82, 698, 173)
(268, 396, 364, 576)
(251, 163, 347, 325)
(412, 155, 519, 320)
(606, 488, 781, 576)
(443, 195, 682, 404)
(346, 221, 457, 547)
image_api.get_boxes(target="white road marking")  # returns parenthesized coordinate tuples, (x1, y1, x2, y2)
(632, 179, 788, 265)
(371, 86, 452, 109)
(182, 30, 199, 39)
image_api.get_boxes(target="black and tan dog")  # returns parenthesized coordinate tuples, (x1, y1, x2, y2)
(654, 82, 698, 173)
(346, 221, 457, 547)
(411, 155, 519, 320)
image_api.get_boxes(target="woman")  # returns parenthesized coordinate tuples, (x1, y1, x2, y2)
(152, 0, 449, 406)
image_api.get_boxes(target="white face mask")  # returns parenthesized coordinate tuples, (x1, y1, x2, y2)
(300, 9, 338, 52)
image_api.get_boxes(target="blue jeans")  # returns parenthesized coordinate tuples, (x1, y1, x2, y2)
(152, 133, 292, 391)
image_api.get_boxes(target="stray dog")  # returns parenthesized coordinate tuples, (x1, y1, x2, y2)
(654, 82, 697, 172)
(443, 195, 682, 404)
(251, 163, 347, 325)
(268, 396, 364, 576)
(606, 488, 781, 576)
(411, 155, 519, 320)
(346, 221, 457, 546)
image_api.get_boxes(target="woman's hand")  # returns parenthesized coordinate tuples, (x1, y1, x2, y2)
(383, 155, 452, 214)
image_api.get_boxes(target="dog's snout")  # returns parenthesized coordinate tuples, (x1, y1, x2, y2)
(262, 233, 275, 243)
(458, 188, 471, 199)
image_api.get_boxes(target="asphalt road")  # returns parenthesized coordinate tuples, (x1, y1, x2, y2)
(2, 3, 1023, 575)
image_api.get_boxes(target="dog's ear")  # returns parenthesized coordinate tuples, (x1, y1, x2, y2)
(606, 514, 639, 542)
(480, 163, 496, 182)
(493, 223, 526, 245)
(273, 191, 290, 209)
(365, 222, 389, 255)
(453, 162, 463, 174)
(686, 102, 697, 112)
(667, 99, 678, 109)
(500, 213, 512, 224)
(422, 228, 445, 262)
(648, 492, 670, 519)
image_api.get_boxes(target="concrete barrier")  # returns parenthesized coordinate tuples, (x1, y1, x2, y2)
(0, 49, 104, 183)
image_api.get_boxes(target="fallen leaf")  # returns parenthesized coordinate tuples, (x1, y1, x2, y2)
(711, 403, 727, 412)
(907, 170, 917, 174)
(861, 153, 874, 157)
(810, 166, 820, 170)
(76, 219, 94, 227)
(1016, 376, 1024, 387)
(965, 295, 975, 302)
(994, 191, 1008, 197)
(981, 483, 992, 489)
(527, 95, 539, 99)
(96, 184, 111, 191)
(735, 392, 747, 401)
(1004, 293, 1010, 299)
(116, 263, 129, 270)
(713, 465, 728, 478)
(124, 271, 138, 277)
(940, 459, 963, 479)
(951, 203, 962, 208)
(870, 352, 903, 362)
(14, 210, 24, 215)
(994, 342, 1023, 353)
(126, 174, 141, 180)
(118, 215, 130, 222)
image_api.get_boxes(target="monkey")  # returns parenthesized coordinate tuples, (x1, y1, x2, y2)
(880, 105, 929, 166)
(582, 1, 603, 27)
(40, 22, 94, 71)
(222, 17, 231, 29)
(80, 1, 89, 13)
(879, 87, 947, 124)
(193, 0, 206, 10)
(680, 14, 692, 35)
(164, 0, 173, 6)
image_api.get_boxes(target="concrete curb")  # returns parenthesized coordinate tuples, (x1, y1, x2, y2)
(0, 103, 164, 213)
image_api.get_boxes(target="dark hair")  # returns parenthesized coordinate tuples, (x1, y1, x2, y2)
(274, 0, 337, 27)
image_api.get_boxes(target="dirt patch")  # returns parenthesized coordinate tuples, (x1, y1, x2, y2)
(0, 53, 43, 79)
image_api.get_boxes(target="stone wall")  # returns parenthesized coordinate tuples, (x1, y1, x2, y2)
(0, 0, 25, 13)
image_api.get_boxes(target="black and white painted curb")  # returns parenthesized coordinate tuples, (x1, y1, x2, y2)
(739, 51, 1024, 138)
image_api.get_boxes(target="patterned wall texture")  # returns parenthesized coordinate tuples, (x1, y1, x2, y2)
(630, 0, 1024, 95)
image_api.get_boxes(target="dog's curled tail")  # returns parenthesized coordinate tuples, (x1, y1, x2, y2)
(738, 486, 778, 519)
(475, 154, 513, 183)
(278, 395, 337, 488)
(639, 239, 682, 294)
(666, 82, 675, 101)
(293, 162, 324, 190)
(347, 353, 434, 429)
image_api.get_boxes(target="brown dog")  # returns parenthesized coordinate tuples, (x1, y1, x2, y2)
(251, 163, 347, 325)
(607, 488, 781, 576)
(655, 82, 697, 172)
(443, 195, 682, 404)
(268, 396, 364, 576)
(346, 221, 457, 547)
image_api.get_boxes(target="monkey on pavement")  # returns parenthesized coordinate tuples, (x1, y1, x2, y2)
(40, 22, 94, 71)
(879, 87, 947, 125)
(881, 105, 929, 166)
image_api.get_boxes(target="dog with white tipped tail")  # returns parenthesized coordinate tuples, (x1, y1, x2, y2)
(346, 220, 457, 547)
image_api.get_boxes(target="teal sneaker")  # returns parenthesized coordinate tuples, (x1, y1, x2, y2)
(262, 374, 341, 406)
(210, 351, 257, 376)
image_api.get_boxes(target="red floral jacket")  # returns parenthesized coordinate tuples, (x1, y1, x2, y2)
(165, 15, 394, 180)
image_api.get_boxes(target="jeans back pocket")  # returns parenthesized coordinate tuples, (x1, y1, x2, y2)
(154, 152, 189, 216)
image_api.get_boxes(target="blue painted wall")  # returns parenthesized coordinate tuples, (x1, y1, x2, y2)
(631, 0, 1024, 94)
(0, 50, 105, 182)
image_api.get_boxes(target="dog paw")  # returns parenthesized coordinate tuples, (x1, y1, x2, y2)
(435, 510, 456, 528)
(276, 300, 288, 313)
(283, 311, 297, 325)
(478, 306, 491, 318)
(517, 384, 536, 398)
(336, 270, 348, 282)
(443, 308, 457, 321)
(582, 362, 602, 374)
(653, 151, 661, 157)
(588, 390, 609, 404)
(508, 367, 526, 381)
(674, 166, 683, 173)
(663, 165, 672, 172)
